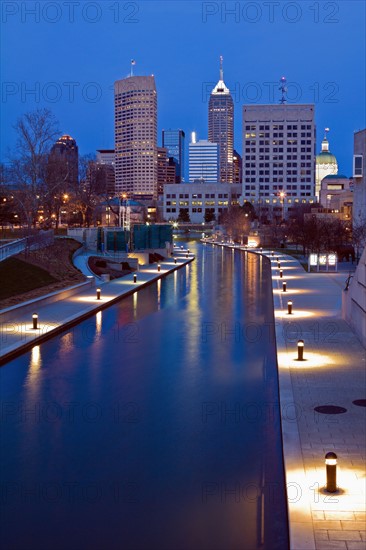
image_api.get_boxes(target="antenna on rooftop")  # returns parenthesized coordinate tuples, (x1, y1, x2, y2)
(279, 76, 287, 104)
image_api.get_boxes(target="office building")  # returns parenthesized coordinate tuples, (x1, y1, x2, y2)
(96, 149, 115, 194)
(114, 75, 157, 199)
(157, 147, 176, 196)
(242, 104, 316, 219)
(233, 149, 242, 183)
(162, 129, 185, 182)
(353, 129, 366, 231)
(49, 134, 79, 185)
(163, 183, 241, 223)
(208, 57, 234, 183)
(189, 137, 219, 183)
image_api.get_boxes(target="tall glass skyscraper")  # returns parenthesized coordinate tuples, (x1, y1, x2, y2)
(189, 138, 219, 183)
(162, 129, 185, 182)
(114, 75, 157, 199)
(208, 57, 234, 183)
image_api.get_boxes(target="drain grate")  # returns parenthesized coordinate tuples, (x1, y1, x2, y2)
(352, 399, 366, 407)
(314, 405, 347, 414)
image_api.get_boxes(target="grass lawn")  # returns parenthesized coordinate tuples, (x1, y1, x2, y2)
(0, 257, 57, 300)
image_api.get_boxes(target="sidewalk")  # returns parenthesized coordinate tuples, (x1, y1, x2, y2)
(0, 248, 194, 365)
(208, 242, 365, 550)
(264, 249, 365, 550)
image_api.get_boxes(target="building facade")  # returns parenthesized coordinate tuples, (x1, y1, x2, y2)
(50, 134, 79, 186)
(163, 183, 241, 223)
(353, 129, 366, 233)
(241, 104, 316, 219)
(189, 138, 219, 183)
(114, 75, 157, 199)
(208, 58, 234, 183)
(157, 147, 176, 196)
(162, 129, 185, 182)
(96, 149, 115, 194)
(315, 129, 338, 199)
(233, 149, 242, 183)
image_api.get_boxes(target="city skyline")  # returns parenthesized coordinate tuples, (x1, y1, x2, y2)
(1, 1, 365, 176)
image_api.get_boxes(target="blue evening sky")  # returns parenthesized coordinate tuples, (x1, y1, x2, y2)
(1, 0, 365, 175)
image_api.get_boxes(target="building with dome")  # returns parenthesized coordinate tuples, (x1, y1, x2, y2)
(315, 128, 338, 199)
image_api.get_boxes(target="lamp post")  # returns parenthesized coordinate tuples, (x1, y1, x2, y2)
(32, 313, 38, 330)
(325, 452, 337, 493)
(297, 339, 304, 361)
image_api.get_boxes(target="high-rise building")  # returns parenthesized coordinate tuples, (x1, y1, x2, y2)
(114, 75, 157, 199)
(162, 129, 185, 182)
(50, 134, 79, 185)
(242, 104, 316, 219)
(157, 147, 176, 196)
(233, 149, 242, 184)
(208, 57, 234, 183)
(315, 129, 338, 199)
(96, 149, 115, 194)
(189, 136, 219, 184)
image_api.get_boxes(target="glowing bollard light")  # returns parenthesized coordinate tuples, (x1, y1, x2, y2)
(186, 252, 189, 258)
(280, 269, 283, 279)
(181, 246, 184, 249)
(157, 264, 161, 272)
(287, 300, 293, 315)
(32, 313, 38, 330)
(297, 339, 304, 361)
(187, 249, 190, 253)
(282, 281, 287, 292)
(325, 452, 338, 493)
(271, 251, 274, 256)
(96, 288, 101, 300)
(277, 262, 281, 269)
(174, 258, 177, 264)
(276, 256, 279, 262)
(260, 247, 263, 253)
(133, 274, 137, 283)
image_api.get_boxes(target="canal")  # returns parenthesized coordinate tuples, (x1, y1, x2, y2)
(0, 241, 289, 550)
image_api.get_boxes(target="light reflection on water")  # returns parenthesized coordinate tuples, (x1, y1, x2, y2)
(0, 241, 288, 550)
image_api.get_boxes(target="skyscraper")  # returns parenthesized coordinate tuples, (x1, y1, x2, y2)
(114, 75, 157, 199)
(242, 104, 316, 219)
(208, 57, 234, 183)
(162, 129, 185, 182)
(49, 134, 79, 186)
(189, 136, 219, 184)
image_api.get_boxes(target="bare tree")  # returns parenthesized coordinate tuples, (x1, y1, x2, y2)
(221, 206, 250, 243)
(8, 109, 60, 230)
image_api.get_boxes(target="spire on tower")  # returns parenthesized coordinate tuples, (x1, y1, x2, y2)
(324, 127, 330, 139)
(219, 55, 223, 81)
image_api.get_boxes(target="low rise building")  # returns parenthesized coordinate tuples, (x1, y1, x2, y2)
(163, 183, 242, 223)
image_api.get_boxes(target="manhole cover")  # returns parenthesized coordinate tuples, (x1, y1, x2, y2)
(314, 405, 347, 414)
(352, 399, 366, 407)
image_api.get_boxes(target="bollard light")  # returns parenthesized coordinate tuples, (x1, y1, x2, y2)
(186, 252, 189, 258)
(282, 281, 287, 292)
(181, 245, 184, 249)
(297, 339, 304, 361)
(260, 247, 262, 253)
(271, 251, 274, 256)
(277, 262, 281, 269)
(32, 313, 38, 330)
(174, 257, 177, 264)
(187, 249, 190, 253)
(280, 269, 283, 279)
(133, 273, 137, 283)
(157, 264, 161, 272)
(276, 256, 279, 262)
(287, 300, 293, 315)
(325, 452, 337, 493)
(96, 288, 101, 300)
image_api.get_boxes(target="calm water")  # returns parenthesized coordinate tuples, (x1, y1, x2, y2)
(0, 242, 289, 550)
